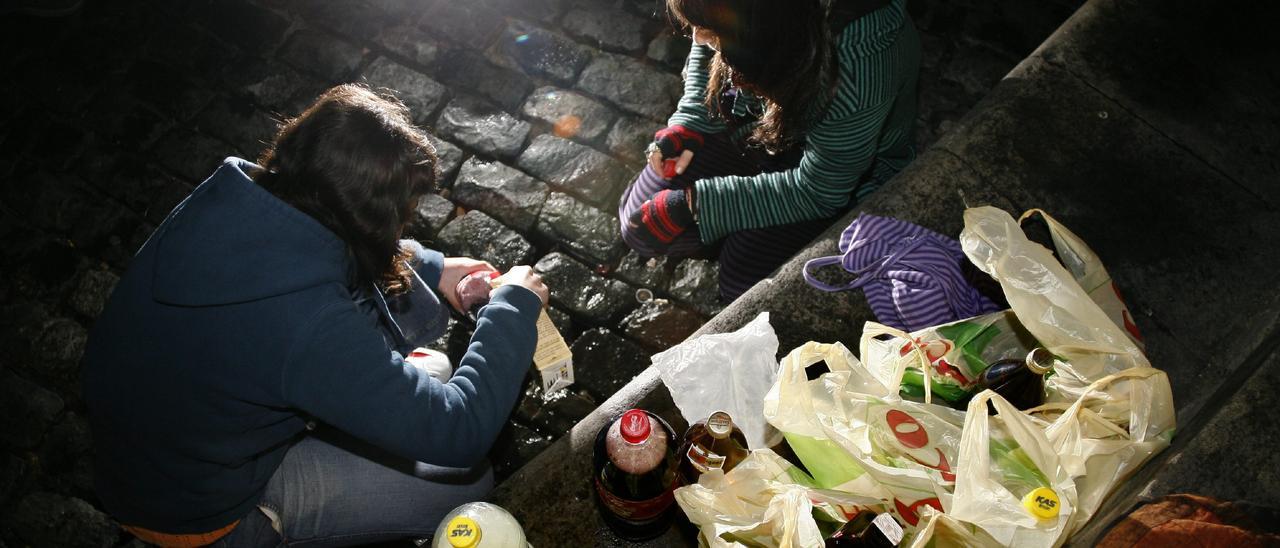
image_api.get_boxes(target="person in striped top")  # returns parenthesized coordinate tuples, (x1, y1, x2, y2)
(620, 0, 920, 299)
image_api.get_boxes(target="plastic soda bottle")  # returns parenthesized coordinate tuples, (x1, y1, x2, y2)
(455, 270, 501, 321)
(430, 502, 529, 548)
(677, 410, 750, 485)
(592, 409, 679, 540)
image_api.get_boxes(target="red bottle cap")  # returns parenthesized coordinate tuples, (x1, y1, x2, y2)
(619, 409, 651, 444)
(662, 158, 678, 179)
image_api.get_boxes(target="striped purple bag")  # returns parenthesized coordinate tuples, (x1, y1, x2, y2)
(802, 213, 1003, 332)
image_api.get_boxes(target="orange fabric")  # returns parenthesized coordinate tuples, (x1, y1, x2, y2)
(1098, 494, 1280, 548)
(123, 519, 240, 547)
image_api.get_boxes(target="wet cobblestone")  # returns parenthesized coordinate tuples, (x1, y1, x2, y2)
(452, 158, 549, 231)
(569, 328, 652, 402)
(436, 97, 531, 160)
(534, 252, 635, 325)
(621, 300, 706, 352)
(522, 87, 618, 145)
(408, 193, 457, 241)
(362, 57, 448, 124)
(534, 192, 626, 266)
(516, 134, 631, 209)
(435, 211, 537, 271)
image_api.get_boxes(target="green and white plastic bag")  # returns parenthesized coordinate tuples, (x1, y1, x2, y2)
(674, 449, 888, 548)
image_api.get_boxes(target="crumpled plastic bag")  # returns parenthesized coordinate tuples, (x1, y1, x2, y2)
(763, 338, 965, 529)
(674, 449, 888, 548)
(908, 506, 1002, 548)
(653, 312, 780, 449)
(950, 390, 1078, 546)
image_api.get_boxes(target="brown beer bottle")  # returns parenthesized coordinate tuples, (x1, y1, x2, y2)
(677, 411, 750, 485)
(592, 409, 679, 540)
(974, 347, 1055, 412)
(825, 511, 904, 547)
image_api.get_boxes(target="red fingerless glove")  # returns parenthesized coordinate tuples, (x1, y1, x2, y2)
(653, 125, 704, 159)
(628, 189, 696, 246)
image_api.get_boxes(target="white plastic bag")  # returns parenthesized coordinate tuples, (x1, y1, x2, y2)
(674, 449, 888, 548)
(950, 391, 1078, 546)
(763, 338, 964, 530)
(1017, 209, 1145, 351)
(908, 507, 1002, 548)
(959, 207, 1150, 394)
(1030, 367, 1174, 536)
(653, 312, 780, 449)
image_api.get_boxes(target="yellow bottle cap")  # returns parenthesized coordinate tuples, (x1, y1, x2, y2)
(444, 516, 482, 548)
(1022, 487, 1061, 520)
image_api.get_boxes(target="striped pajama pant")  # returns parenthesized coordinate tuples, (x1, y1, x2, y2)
(618, 134, 838, 301)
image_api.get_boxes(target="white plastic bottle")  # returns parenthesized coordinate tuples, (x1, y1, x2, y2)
(430, 502, 530, 548)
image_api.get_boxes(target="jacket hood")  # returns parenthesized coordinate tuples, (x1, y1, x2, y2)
(151, 158, 351, 306)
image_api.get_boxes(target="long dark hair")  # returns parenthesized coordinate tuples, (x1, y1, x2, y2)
(254, 84, 437, 295)
(666, 0, 836, 152)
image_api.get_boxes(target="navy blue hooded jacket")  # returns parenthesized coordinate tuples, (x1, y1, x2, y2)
(82, 158, 541, 534)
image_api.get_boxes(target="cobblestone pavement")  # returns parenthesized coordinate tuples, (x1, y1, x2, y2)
(0, 0, 1078, 544)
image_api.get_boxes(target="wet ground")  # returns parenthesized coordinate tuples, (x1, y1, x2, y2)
(0, 0, 1081, 544)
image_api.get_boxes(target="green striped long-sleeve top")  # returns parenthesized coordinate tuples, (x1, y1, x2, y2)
(670, 0, 921, 244)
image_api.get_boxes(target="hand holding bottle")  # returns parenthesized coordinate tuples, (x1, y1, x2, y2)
(439, 257, 497, 313)
(496, 265, 549, 308)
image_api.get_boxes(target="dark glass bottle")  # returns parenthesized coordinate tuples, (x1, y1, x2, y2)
(825, 511, 904, 547)
(592, 409, 679, 540)
(974, 347, 1055, 412)
(677, 411, 750, 485)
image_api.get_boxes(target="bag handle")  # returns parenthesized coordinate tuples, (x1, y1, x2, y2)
(1029, 367, 1167, 439)
(803, 236, 929, 292)
(859, 322, 937, 404)
(802, 256, 852, 292)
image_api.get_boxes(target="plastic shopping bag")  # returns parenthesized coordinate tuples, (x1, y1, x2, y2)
(861, 310, 1044, 407)
(1030, 368, 1174, 536)
(653, 312, 780, 449)
(959, 207, 1150, 392)
(908, 507, 1002, 548)
(763, 339, 966, 529)
(1017, 209, 1145, 351)
(951, 391, 1078, 546)
(675, 449, 888, 548)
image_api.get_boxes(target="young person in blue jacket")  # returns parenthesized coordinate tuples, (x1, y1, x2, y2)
(82, 84, 549, 547)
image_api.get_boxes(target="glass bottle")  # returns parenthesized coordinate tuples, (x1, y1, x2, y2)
(592, 409, 679, 540)
(825, 510, 904, 547)
(973, 347, 1055, 412)
(455, 270, 500, 321)
(430, 502, 529, 548)
(677, 410, 750, 485)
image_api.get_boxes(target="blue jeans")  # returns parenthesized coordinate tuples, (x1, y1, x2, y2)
(214, 428, 494, 547)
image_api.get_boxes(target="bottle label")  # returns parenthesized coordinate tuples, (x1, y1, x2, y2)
(594, 478, 675, 523)
(687, 444, 726, 474)
(872, 513, 904, 545)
